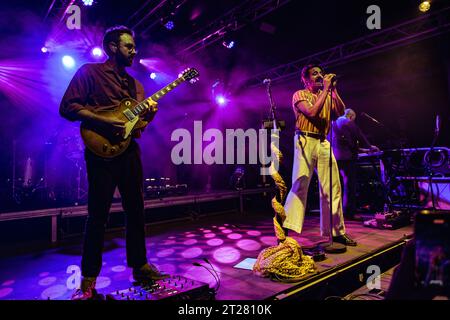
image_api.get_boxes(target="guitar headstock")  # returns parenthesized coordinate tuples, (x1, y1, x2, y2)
(180, 68, 199, 84)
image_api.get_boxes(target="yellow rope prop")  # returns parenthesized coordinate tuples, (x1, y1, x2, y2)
(253, 236, 316, 280)
(253, 131, 317, 280)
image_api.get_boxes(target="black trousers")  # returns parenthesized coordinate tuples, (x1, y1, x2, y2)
(81, 141, 147, 277)
(337, 159, 357, 217)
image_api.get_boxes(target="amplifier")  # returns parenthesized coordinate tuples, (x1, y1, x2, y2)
(107, 275, 214, 300)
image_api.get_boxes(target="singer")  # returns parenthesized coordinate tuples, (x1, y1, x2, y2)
(283, 64, 357, 246)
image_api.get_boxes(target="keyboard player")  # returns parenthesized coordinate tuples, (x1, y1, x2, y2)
(332, 108, 379, 220)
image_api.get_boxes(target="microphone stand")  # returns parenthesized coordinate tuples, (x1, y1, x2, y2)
(266, 80, 277, 130)
(320, 85, 346, 254)
(426, 116, 440, 211)
(263, 80, 285, 229)
(361, 113, 404, 148)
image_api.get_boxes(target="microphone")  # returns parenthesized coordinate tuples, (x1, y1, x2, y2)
(435, 115, 440, 134)
(361, 112, 381, 126)
(330, 74, 339, 87)
(320, 74, 339, 87)
(263, 78, 271, 85)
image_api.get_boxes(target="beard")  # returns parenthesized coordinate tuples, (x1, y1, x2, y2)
(117, 52, 134, 67)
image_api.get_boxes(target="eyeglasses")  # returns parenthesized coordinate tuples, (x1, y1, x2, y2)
(114, 42, 138, 54)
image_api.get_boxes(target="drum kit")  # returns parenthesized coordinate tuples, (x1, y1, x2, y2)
(2, 129, 88, 212)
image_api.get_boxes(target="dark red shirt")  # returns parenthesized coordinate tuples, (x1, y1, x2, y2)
(59, 60, 145, 122)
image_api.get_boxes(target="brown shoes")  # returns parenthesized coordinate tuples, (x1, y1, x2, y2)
(133, 263, 170, 282)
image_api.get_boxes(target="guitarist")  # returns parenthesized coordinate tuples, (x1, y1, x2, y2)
(60, 25, 168, 300)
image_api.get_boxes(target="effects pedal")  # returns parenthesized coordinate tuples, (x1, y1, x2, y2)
(107, 275, 213, 300)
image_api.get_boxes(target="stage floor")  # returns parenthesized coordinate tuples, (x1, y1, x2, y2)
(0, 212, 413, 300)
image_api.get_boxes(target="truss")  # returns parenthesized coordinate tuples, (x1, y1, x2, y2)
(130, 0, 191, 35)
(180, 0, 291, 56)
(245, 6, 450, 87)
(43, 0, 75, 23)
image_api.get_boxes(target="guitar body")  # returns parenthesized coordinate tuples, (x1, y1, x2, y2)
(79, 67, 199, 159)
(80, 98, 148, 159)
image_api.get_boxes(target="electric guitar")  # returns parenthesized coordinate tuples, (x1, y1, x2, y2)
(80, 68, 199, 158)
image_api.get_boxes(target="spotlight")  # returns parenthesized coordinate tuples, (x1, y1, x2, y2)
(222, 40, 235, 49)
(222, 27, 236, 49)
(62, 55, 75, 69)
(215, 95, 227, 106)
(41, 46, 48, 53)
(82, 0, 94, 6)
(91, 47, 103, 58)
(164, 20, 175, 30)
(150, 72, 157, 80)
(419, 1, 431, 12)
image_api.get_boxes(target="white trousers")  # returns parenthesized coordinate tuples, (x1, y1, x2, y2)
(283, 135, 346, 237)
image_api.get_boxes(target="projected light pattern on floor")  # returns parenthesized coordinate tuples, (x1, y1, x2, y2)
(0, 219, 279, 300)
(0, 215, 402, 300)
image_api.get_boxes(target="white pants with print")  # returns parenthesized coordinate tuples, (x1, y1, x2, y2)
(283, 135, 346, 237)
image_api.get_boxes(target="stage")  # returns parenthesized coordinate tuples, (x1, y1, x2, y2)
(0, 209, 412, 300)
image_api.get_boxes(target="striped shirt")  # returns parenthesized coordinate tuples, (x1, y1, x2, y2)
(292, 89, 342, 135)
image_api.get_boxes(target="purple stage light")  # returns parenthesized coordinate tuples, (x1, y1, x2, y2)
(91, 47, 103, 58)
(204, 233, 216, 238)
(183, 239, 198, 245)
(213, 246, 241, 264)
(247, 230, 262, 236)
(0, 288, 13, 299)
(164, 20, 175, 30)
(236, 239, 261, 251)
(222, 40, 235, 49)
(156, 249, 175, 258)
(150, 72, 157, 79)
(61, 55, 75, 69)
(82, 0, 94, 6)
(41, 47, 48, 53)
(95, 277, 111, 289)
(228, 233, 243, 240)
(111, 265, 126, 272)
(40, 285, 67, 300)
(181, 247, 203, 259)
(207, 239, 224, 247)
(215, 95, 227, 106)
(38, 277, 57, 286)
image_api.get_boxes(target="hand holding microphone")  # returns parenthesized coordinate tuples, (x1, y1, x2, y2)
(323, 73, 337, 91)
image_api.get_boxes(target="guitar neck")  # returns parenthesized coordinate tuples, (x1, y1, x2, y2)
(131, 77, 185, 116)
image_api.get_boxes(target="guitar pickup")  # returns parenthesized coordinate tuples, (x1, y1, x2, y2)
(123, 109, 136, 121)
